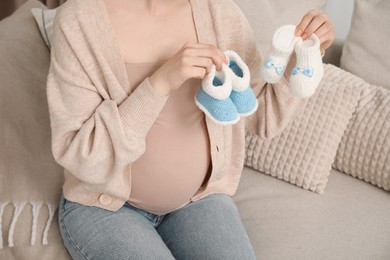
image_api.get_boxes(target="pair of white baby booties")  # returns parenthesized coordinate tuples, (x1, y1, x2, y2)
(260, 24, 324, 98)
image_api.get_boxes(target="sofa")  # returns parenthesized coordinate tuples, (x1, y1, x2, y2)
(0, 0, 389, 259)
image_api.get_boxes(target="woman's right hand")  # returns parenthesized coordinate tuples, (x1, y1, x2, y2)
(149, 42, 228, 96)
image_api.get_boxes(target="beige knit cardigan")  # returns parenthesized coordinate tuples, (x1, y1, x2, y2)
(46, 0, 306, 211)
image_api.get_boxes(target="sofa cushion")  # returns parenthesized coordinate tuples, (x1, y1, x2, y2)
(340, 0, 390, 90)
(333, 84, 390, 191)
(0, 0, 68, 257)
(245, 65, 364, 194)
(234, 167, 390, 260)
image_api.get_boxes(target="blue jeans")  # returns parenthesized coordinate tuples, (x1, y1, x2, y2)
(58, 193, 256, 260)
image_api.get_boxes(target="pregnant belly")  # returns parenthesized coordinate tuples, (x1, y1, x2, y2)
(127, 118, 211, 215)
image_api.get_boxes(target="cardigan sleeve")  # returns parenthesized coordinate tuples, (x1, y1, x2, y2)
(211, 0, 308, 140)
(46, 6, 167, 185)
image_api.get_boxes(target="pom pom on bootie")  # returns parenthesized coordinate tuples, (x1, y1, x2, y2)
(195, 64, 240, 125)
(289, 34, 324, 98)
(224, 50, 258, 117)
(260, 25, 300, 83)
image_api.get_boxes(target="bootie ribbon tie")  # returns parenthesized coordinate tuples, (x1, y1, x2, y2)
(264, 58, 285, 75)
(292, 66, 314, 78)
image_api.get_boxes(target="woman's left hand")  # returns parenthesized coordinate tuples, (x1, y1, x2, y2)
(295, 9, 335, 53)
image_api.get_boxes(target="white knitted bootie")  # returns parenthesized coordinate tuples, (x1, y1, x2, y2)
(224, 50, 258, 117)
(289, 34, 324, 98)
(260, 25, 300, 83)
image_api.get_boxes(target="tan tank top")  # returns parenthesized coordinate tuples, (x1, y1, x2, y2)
(125, 61, 211, 215)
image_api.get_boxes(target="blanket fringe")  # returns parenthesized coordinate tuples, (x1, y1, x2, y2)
(42, 203, 57, 245)
(0, 201, 59, 248)
(8, 202, 27, 247)
(0, 201, 10, 249)
(30, 201, 44, 246)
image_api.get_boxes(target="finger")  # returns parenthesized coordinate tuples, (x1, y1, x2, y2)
(181, 42, 220, 58)
(200, 45, 228, 66)
(295, 9, 321, 36)
(318, 31, 334, 50)
(187, 66, 207, 80)
(183, 56, 213, 74)
(195, 57, 214, 74)
(212, 48, 228, 70)
(186, 47, 226, 71)
(188, 43, 228, 65)
(313, 21, 332, 39)
(217, 49, 228, 66)
(302, 14, 328, 40)
(182, 42, 212, 49)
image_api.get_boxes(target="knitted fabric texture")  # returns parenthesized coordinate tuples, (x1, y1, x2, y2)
(224, 50, 258, 117)
(229, 88, 258, 117)
(290, 34, 324, 98)
(333, 84, 390, 191)
(245, 64, 364, 193)
(260, 25, 299, 83)
(195, 64, 240, 125)
(224, 50, 251, 92)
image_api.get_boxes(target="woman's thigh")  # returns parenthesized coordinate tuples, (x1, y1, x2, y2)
(58, 194, 175, 260)
(156, 194, 257, 260)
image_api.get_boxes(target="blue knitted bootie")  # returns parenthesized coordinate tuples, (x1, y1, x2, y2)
(195, 64, 240, 125)
(225, 50, 258, 117)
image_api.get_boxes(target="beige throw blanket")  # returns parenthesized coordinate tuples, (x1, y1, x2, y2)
(0, 0, 64, 250)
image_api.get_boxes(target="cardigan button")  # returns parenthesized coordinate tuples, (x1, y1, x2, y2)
(99, 193, 112, 205)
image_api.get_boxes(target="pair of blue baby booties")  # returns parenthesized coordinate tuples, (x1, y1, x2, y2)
(195, 50, 258, 125)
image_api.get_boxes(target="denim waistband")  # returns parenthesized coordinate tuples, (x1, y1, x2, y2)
(124, 202, 165, 228)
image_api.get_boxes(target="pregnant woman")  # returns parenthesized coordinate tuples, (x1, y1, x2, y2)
(46, 0, 334, 259)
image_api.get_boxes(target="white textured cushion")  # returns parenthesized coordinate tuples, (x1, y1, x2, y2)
(245, 65, 365, 193)
(333, 84, 390, 191)
(340, 0, 390, 90)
